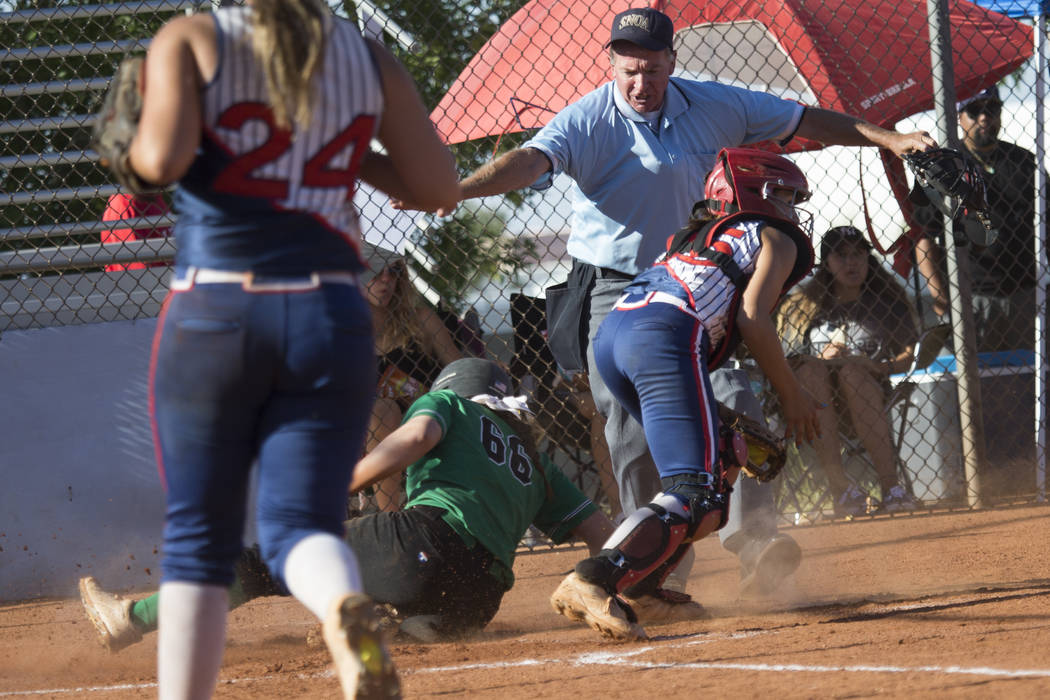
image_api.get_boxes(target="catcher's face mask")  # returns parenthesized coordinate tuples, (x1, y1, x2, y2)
(905, 148, 997, 247)
(764, 184, 814, 234)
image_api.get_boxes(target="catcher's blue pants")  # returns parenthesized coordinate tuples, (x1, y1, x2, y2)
(150, 279, 374, 588)
(592, 300, 719, 481)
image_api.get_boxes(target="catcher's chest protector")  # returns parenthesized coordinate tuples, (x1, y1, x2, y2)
(665, 212, 813, 369)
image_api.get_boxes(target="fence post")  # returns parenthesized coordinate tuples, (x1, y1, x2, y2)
(924, 0, 986, 508)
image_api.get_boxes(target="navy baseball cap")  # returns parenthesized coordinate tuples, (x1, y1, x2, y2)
(957, 86, 1002, 112)
(820, 225, 871, 261)
(606, 8, 675, 52)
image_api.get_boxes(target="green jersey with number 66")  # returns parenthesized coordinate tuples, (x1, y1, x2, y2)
(403, 390, 596, 587)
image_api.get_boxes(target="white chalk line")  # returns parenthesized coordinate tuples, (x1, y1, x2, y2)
(0, 672, 331, 697)
(4, 628, 1049, 696)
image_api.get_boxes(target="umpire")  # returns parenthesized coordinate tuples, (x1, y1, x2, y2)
(395, 7, 937, 596)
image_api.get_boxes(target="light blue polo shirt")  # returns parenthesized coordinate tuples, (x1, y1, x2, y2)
(523, 77, 803, 274)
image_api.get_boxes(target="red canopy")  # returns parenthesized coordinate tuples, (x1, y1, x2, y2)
(431, 0, 1032, 269)
(432, 0, 1032, 145)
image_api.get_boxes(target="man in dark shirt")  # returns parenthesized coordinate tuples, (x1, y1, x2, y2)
(913, 87, 1044, 351)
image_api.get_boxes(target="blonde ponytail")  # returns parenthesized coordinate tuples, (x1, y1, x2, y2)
(249, 0, 329, 130)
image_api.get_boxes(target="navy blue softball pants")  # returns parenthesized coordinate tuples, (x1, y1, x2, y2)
(150, 281, 374, 588)
(592, 300, 719, 480)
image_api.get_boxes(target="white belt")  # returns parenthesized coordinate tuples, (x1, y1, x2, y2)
(614, 290, 702, 320)
(171, 266, 358, 292)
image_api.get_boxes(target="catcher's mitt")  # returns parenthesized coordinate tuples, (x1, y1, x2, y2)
(717, 402, 786, 483)
(92, 55, 151, 194)
(904, 147, 996, 245)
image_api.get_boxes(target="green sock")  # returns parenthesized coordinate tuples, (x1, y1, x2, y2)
(227, 576, 250, 609)
(129, 578, 248, 635)
(130, 593, 159, 632)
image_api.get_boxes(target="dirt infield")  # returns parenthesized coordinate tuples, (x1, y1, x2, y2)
(4, 504, 1050, 699)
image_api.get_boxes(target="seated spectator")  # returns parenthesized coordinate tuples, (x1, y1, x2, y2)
(362, 242, 463, 511)
(777, 226, 920, 516)
(100, 192, 171, 271)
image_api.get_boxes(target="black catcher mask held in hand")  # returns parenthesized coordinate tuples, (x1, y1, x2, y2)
(905, 148, 996, 246)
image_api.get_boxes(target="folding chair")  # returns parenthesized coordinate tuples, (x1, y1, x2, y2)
(772, 322, 952, 520)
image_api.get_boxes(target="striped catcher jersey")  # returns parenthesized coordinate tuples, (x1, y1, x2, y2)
(172, 5, 382, 273)
(402, 390, 597, 588)
(629, 217, 767, 352)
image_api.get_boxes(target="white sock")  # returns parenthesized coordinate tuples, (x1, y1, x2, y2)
(158, 581, 228, 700)
(282, 532, 362, 620)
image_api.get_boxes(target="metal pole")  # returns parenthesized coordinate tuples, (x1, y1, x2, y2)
(352, 0, 421, 53)
(925, 0, 985, 507)
(1035, 11, 1047, 502)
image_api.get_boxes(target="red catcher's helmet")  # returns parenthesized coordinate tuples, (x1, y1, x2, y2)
(704, 148, 811, 222)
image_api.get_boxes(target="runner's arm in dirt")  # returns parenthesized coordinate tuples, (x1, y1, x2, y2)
(570, 511, 615, 556)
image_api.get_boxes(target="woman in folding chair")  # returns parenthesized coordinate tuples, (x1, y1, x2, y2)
(777, 225, 921, 516)
(363, 242, 465, 512)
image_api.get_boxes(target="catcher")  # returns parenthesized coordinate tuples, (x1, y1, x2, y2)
(550, 148, 820, 641)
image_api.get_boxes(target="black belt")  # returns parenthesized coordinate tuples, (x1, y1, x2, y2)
(595, 266, 634, 280)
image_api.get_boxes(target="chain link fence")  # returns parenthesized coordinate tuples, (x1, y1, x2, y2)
(2, 0, 1045, 530)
